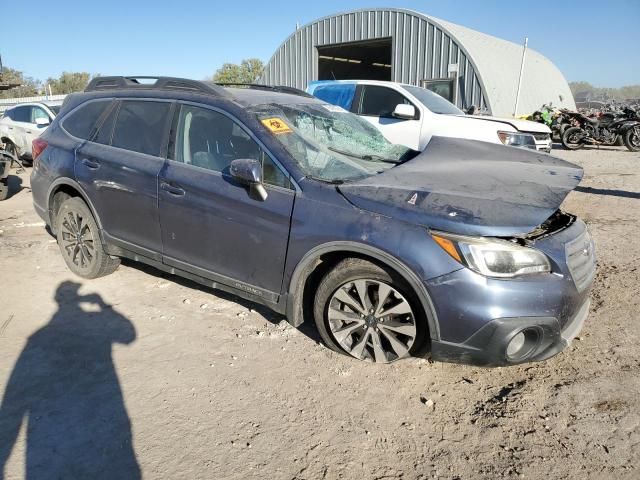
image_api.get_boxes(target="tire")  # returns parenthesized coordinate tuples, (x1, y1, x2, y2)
(623, 127, 640, 152)
(562, 127, 586, 150)
(55, 197, 120, 279)
(0, 178, 8, 201)
(313, 258, 427, 363)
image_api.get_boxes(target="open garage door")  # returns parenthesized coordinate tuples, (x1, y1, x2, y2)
(317, 38, 392, 81)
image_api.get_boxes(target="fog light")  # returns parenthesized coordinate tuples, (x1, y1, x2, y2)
(506, 332, 526, 357)
(505, 328, 541, 361)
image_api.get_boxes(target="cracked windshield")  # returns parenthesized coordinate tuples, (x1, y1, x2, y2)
(251, 103, 416, 182)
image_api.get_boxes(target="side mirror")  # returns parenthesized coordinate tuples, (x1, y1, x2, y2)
(35, 117, 50, 127)
(230, 158, 267, 201)
(392, 104, 416, 120)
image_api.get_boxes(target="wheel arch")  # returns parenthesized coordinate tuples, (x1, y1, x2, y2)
(285, 241, 440, 340)
(46, 178, 103, 233)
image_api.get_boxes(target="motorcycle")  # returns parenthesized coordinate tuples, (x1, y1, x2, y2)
(561, 106, 640, 152)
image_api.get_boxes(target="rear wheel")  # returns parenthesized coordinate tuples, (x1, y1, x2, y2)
(623, 127, 640, 152)
(55, 197, 120, 278)
(562, 127, 586, 150)
(313, 258, 427, 363)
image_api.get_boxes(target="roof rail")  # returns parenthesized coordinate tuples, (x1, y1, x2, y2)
(85, 76, 229, 97)
(214, 83, 314, 98)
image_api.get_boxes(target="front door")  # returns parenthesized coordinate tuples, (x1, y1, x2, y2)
(75, 99, 172, 258)
(158, 103, 295, 297)
(357, 85, 422, 150)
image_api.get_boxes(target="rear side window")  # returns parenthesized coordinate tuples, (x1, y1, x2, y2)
(111, 101, 170, 156)
(359, 86, 412, 118)
(93, 103, 118, 145)
(63, 100, 111, 139)
(11, 106, 31, 123)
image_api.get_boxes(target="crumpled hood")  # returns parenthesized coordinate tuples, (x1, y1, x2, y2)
(338, 137, 583, 237)
(459, 115, 551, 134)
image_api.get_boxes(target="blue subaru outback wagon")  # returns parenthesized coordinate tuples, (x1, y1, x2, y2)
(30, 76, 595, 365)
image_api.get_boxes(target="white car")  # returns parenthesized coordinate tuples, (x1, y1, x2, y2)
(0, 101, 62, 159)
(307, 80, 552, 152)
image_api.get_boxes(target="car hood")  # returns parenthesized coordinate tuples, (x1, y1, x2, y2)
(458, 114, 551, 134)
(337, 137, 583, 237)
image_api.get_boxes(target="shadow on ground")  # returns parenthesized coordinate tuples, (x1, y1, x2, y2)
(575, 185, 640, 199)
(0, 281, 140, 479)
(121, 259, 322, 343)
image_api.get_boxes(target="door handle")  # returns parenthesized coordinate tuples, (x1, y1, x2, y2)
(160, 181, 185, 196)
(81, 158, 100, 170)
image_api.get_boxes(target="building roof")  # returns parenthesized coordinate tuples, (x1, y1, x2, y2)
(433, 16, 576, 115)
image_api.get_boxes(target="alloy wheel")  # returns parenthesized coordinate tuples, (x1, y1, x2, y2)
(327, 279, 417, 363)
(60, 209, 96, 269)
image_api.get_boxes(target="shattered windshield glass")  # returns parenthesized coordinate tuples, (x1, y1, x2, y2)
(249, 103, 415, 183)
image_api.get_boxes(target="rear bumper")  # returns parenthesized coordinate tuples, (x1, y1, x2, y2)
(430, 298, 590, 367)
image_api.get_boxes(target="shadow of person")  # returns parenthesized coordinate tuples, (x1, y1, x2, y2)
(0, 281, 140, 479)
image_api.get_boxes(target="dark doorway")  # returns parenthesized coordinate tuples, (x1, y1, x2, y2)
(317, 38, 392, 81)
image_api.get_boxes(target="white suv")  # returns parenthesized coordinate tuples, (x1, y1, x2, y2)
(0, 101, 62, 159)
(307, 80, 552, 152)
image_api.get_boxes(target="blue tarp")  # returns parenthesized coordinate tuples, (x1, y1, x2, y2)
(307, 81, 356, 110)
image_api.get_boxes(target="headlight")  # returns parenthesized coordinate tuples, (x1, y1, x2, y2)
(431, 231, 551, 278)
(497, 131, 536, 148)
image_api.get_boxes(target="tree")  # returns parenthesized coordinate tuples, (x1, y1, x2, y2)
(568, 81, 593, 96)
(0, 67, 40, 98)
(45, 72, 91, 95)
(212, 58, 264, 84)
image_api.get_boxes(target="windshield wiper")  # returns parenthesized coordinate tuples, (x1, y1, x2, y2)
(328, 146, 402, 164)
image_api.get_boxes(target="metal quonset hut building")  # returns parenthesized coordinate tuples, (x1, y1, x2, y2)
(260, 8, 576, 116)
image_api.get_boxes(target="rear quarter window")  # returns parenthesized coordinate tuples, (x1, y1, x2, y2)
(63, 100, 111, 139)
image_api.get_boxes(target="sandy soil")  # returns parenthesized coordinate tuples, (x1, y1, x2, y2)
(1, 146, 639, 479)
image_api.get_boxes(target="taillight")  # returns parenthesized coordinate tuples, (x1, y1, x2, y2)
(32, 137, 48, 163)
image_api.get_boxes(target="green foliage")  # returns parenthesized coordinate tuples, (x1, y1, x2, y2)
(46, 72, 91, 94)
(0, 68, 40, 98)
(212, 58, 264, 84)
(570, 81, 640, 100)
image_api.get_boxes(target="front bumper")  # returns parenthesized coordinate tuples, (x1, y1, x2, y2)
(423, 218, 595, 367)
(430, 299, 590, 366)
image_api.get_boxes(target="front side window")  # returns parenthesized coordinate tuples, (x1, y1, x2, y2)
(250, 102, 415, 183)
(172, 104, 290, 188)
(31, 106, 49, 123)
(359, 86, 413, 118)
(63, 100, 111, 139)
(111, 100, 170, 156)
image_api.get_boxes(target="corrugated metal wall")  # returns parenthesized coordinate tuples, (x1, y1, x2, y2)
(260, 9, 488, 112)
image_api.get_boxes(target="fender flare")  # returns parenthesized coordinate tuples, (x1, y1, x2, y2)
(46, 178, 104, 231)
(285, 241, 441, 340)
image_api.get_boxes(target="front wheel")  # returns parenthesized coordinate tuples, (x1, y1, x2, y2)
(313, 258, 427, 363)
(55, 197, 120, 278)
(562, 127, 586, 150)
(0, 178, 8, 201)
(623, 127, 640, 152)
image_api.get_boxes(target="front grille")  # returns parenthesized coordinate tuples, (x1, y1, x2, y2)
(565, 227, 596, 292)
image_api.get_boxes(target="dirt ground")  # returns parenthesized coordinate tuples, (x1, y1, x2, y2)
(1, 145, 639, 480)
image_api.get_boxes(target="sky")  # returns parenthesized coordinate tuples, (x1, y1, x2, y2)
(3, 0, 639, 87)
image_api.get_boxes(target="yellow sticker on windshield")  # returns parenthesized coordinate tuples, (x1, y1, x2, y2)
(261, 117, 292, 134)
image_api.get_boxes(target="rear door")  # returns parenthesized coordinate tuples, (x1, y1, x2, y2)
(357, 85, 422, 150)
(73, 99, 172, 258)
(158, 102, 295, 297)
